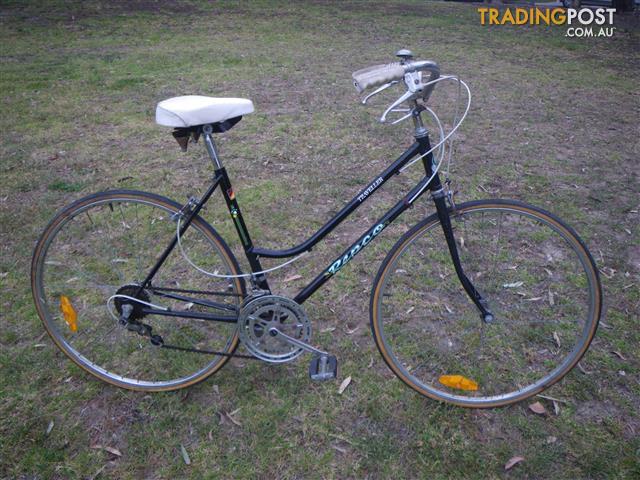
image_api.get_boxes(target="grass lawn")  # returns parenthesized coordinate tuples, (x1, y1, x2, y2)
(1, 1, 638, 478)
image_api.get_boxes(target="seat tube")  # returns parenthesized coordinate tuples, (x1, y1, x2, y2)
(215, 166, 270, 292)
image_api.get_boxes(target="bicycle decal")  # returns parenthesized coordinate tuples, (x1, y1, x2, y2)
(325, 222, 387, 276)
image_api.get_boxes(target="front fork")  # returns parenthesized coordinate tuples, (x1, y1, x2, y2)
(418, 135, 494, 323)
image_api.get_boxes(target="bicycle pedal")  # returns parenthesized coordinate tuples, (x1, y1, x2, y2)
(309, 354, 338, 382)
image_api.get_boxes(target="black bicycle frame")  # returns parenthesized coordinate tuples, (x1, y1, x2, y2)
(138, 131, 491, 321)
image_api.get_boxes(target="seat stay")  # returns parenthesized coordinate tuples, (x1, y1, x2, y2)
(135, 175, 223, 298)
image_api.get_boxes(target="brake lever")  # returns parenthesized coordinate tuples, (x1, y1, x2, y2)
(380, 89, 417, 123)
(390, 111, 413, 125)
(361, 80, 399, 105)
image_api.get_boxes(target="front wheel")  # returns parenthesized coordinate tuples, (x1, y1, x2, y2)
(31, 190, 245, 391)
(370, 199, 602, 408)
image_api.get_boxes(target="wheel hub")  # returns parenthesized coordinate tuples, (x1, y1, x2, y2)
(114, 284, 150, 320)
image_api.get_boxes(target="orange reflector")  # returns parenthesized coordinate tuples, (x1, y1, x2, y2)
(438, 374, 479, 391)
(59, 295, 77, 332)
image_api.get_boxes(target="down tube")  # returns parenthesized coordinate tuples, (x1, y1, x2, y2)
(294, 177, 432, 304)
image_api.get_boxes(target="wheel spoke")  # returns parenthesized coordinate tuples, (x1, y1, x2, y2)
(372, 201, 600, 406)
(33, 193, 242, 390)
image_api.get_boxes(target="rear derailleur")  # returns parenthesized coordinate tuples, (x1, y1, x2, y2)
(118, 304, 164, 346)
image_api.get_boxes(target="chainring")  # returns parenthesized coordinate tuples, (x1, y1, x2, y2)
(237, 295, 311, 363)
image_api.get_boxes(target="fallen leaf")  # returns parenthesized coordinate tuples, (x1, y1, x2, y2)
(546, 436, 557, 444)
(548, 290, 555, 306)
(320, 326, 336, 333)
(345, 325, 359, 335)
(88, 464, 108, 480)
(183, 302, 194, 311)
(577, 362, 593, 375)
(180, 444, 191, 465)
(553, 331, 561, 348)
(45, 420, 54, 436)
(599, 267, 615, 279)
(332, 444, 347, 454)
(367, 357, 374, 368)
(208, 430, 213, 441)
(618, 370, 626, 376)
(212, 384, 219, 394)
(537, 394, 569, 404)
(338, 376, 352, 394)
(528, 401, 547, 415)
(91, 445, 122, 457)
(226, 411, 242, 427)
(553, 400, 560, 416)
(283, 274, 302, 283)
(503, 281, 524, 288)
(611, 351, 626, 360)
(504, 456, 525, 470)
(406, 306, 415, 314)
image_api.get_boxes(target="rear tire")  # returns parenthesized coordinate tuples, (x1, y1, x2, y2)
(370, 199, 602, 408)
(31, 190, 246, 391)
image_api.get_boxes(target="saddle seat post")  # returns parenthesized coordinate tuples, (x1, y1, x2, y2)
(202, 124, 223, 170)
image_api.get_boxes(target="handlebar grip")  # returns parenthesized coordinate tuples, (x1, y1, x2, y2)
(352, 63, 405, 94)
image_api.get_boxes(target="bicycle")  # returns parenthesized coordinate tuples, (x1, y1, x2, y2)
(31, 50, 602, 408)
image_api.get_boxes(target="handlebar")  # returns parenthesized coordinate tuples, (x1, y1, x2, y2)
(352, 52, 441, 124)
(352, 60, 440, 95)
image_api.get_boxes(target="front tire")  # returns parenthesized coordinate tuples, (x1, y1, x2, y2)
(31, 190, 245, 391)
(370, 199, 602, 408)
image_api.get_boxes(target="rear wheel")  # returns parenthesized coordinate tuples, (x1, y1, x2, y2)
(370, 199, 602, 407)
(31, 190, 245, 391)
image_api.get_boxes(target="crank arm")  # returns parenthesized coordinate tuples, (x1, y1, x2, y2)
(268, 327, 328, 356)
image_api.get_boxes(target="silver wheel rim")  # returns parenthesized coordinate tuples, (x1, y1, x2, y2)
(374, 204, 599, 406)
(34, 194, 241, 389)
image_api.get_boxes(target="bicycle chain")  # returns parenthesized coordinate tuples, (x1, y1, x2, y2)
(124, 319, 257, 359)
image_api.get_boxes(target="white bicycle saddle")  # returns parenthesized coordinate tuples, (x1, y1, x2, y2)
(156, 95, 254, 128)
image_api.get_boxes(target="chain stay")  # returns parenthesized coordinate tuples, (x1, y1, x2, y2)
(122, 317, 258, 360)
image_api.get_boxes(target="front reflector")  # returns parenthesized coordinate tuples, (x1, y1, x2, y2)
(438, 374, 479, 391)
(59, 295, 78, 332)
